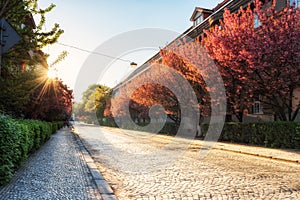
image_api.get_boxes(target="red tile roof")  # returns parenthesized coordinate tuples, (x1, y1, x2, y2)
(213, 0, 231, 11)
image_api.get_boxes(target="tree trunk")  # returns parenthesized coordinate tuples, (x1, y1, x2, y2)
(288, 89, 293, 121)
(236, 111, 243, 122)
(292, 108, 299, 122)
(225, 114, 233, 122)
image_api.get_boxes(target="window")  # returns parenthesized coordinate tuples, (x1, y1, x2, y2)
(254, 14, 261, 28)
(253, 101, 263, 114)
(194, 14, 203, 26)
(290, 0, 300, 7)
(112, 89, 120, 97)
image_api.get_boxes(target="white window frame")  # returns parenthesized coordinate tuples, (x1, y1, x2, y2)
(290, 0, 300, 7)
(194, 14, 203, 26)
(254, 14, 261, 28)
(253, 101, 263, 114)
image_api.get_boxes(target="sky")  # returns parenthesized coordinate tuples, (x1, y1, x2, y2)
(37, 0, 222, 101)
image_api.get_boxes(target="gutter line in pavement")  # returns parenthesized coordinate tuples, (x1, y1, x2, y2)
(198, 143, 300, 165)
(72, 129, 118, 200)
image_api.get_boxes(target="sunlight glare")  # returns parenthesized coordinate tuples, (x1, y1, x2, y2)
(47, 68, 57, 79)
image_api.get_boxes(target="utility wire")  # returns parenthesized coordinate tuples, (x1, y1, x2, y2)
(57, 42, 133, 63)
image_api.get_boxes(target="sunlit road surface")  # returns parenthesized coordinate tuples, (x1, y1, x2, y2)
(74, 123, 300, 200)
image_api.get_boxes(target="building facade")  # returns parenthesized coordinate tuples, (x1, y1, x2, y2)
(113, 0, 300, 122)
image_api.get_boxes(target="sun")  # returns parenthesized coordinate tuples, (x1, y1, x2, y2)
(47, 68, 57, 79)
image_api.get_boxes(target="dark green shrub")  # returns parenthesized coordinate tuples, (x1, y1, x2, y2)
(254, 122, 299, 148)
(24, 121, 37, 153)
(94, 117, 300, 149)
(214, 122, 300, 149)
(159, 122, 178, 135)
(18, 120, 40, 152)
(0, 115, 64, 186)
(0, 115, 21, 185)
(39, 122, 48, 143)
(51, 122, 57, 134)
(57, 121, 64, 129)
(14, 123, 29, 166)
(50, 121, 64, 134)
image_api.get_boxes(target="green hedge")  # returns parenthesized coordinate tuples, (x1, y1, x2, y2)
(50, 121, 64, 134)
(99, 119, 300, 149)
(99, 118, 117, 127)
(201, 122, 300, 149)
(0, 115, 64, 185)
(104, 121, 178, 135)
(127, 121, 300, 149)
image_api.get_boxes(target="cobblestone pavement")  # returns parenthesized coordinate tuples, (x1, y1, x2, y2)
(0, 128, 102, 200)
(75, 123, 300, 200)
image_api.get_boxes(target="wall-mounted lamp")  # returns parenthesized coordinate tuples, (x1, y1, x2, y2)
(130, 62, 138, 67)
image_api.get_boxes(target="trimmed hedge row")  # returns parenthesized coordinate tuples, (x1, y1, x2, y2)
(129, 122, 300, 149)
(0, 115, 64, 185)
(100, 120, 300, 149)
(201, 122, 300, 149)
(104, 121, 179, 134)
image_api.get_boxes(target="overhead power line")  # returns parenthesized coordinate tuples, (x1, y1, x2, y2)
(57, 42, 133, 63)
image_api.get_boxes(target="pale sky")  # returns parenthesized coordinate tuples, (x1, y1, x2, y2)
(37, 0, 222, 101)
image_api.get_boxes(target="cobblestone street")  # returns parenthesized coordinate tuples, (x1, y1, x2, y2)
(75, 124, 300, 200)
(0, 128, 101, 200)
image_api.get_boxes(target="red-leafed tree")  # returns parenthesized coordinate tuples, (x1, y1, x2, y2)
(25, 70, 73, 121)
(204, 0, 300, 121)
(110, 65, 183, 125)
(109, 41, 225, 126)
(109, 0, 299, 123)
(160, 40, 227, 119)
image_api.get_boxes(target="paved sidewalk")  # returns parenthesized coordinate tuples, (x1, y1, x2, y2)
(0, 128, 107, 200)
(196, 140, 300, 163)
(103, 126, 300, 164)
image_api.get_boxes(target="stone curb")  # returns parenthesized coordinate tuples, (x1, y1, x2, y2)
(71, 129, 118, 200)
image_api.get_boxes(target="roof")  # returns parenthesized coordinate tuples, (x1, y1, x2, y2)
(113, 26, 194, 90)
(189, 7, 213, 21)
(213, 0, 232, 11)
(182, 0, 252, 39)
(114, 0, 252, 91)
(189, 0, 233, 22)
